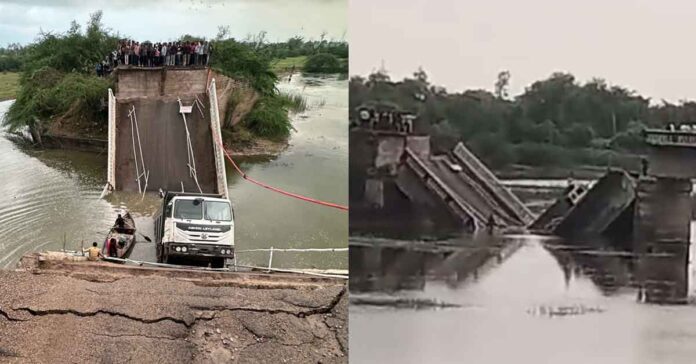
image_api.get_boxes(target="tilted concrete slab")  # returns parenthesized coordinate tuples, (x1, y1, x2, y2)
(553, 169, 635, 242)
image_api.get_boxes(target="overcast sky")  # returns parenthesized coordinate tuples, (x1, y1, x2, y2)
(0, 0, 346, 45)
(350, 0, 696, 103)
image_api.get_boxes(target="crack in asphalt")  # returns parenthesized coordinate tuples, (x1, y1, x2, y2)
(8, 287, 345, 329)
(0, 307, 27, 322)
(13, 307, 195, 327)
(91, 332, 187, 342)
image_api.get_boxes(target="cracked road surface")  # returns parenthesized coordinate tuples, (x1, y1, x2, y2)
(0, 254, 347, 363)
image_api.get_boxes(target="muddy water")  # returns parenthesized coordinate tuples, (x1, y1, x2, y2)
(350, 184, 696, 364)
(0, 73, 347, 269)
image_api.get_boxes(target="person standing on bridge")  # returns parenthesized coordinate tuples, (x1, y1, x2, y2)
(197, 41, 205, 66)
(160, 42, 167, 67)
(176, 42, 182, 66)
(133, 42, 140, 67)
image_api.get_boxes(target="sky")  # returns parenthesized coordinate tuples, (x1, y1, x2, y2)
(350, 0, 696, 103)
(0, 0, 346, 45)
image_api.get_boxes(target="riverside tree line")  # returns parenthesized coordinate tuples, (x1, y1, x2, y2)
(350, 69, 696, 170)
(1, 11, 347, 143)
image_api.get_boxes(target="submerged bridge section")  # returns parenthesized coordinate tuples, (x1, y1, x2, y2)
(350, 124, 533, 234)
(105, 67, 228, 196)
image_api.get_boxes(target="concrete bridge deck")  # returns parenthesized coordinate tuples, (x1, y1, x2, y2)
(106, 67, 228, 195)
(398, 141, 534, 230)
(0, 252, 347, 363)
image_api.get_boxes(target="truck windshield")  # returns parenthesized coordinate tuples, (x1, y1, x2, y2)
(173, 200, 203, 220)
(204, 201, 232, 221)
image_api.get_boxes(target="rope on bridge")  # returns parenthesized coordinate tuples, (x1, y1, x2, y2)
(212, 133, 349, 211)
(178, 98, 203, 194)
(128, 105, 149, 198)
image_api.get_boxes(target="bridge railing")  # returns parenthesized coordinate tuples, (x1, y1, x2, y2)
(107, 88, 116, 190)
(404, 147, 484, 230)
(207, 79, 229, 199)
(233, 247, 348, 276)
(644, 129, 696, 147)
(452, 142, 534, 225)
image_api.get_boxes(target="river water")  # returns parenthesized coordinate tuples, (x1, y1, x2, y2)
(0, 73, 347, 270)
(350, 183, 696, 364)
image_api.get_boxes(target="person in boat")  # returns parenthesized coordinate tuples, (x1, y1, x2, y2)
(84, 242, 103, 261)
(118, 236, 127, 249)
(115, 214, 125, 229)
(108, 238, 118, 257)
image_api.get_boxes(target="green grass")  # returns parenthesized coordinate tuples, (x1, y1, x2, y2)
(278, 91, 308, 112)
(270, 56, 307, 73)
(0, 72, 20, 101)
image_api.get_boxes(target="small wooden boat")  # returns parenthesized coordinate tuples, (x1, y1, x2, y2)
(103, 211, 137, 260)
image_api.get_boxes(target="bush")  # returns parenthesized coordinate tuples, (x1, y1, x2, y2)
(3, 12, 115, 135)
(304, 53, 344, 73)
(5, 67, 111, 132)
(278, 92, 307, 112)
(514, 142, 573, 167)
(468, 133, 516, 168)
(243, 95, 293, 139)
(564, 123, 595, 148)
(210, 39, 278, 95)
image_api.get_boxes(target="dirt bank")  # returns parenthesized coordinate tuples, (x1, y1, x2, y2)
(0, 253, 347, 363)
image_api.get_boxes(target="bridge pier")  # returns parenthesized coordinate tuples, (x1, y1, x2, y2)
(634, 176, 691, 303)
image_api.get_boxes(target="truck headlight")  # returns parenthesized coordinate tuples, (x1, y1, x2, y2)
(175, 246, 181, 252)
(181, 246, 188, 252)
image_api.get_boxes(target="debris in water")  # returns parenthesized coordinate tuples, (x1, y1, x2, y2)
(350, 296, 461, 310)
(527, 304, 605, 317)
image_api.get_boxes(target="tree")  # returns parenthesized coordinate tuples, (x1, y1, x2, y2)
(494, 70, 511, 99)
(304, 53, 343, 73)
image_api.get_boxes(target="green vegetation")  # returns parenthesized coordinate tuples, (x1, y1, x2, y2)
(2, 12, 117, 141)
(278, 91, 308, 113)
(243, 32, 347, 74)
(350, 69, 679, 170)
(304, 53, 345, 73)
(3, 18, 340, 144)
(0, 72, 20, 101)
(270, 56, 307, 73)
(0, 44, 24, 72)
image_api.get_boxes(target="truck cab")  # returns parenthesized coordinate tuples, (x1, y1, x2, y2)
(154, 191, 234, 268)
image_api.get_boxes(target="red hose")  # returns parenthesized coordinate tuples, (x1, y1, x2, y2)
(217, 138, 349, 211)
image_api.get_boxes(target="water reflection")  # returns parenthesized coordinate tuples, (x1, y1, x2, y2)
(350, 234, 696, 364)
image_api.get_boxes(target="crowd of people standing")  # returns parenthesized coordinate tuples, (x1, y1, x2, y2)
(97, 39, 212, 76)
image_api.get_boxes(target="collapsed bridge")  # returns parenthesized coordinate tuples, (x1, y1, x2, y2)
(350, 123, 533, 235)
(104, 67, 228, 196)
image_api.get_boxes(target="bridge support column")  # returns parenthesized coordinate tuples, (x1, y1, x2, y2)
(364, 179, 384, 208)
(634, 176, 691, 303)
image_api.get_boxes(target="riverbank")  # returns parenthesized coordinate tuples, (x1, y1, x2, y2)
(0, 72, 19, 101)
(0, 251, 347, 363)
(271, 56, 349, 75)
(271, 56, 307, 74)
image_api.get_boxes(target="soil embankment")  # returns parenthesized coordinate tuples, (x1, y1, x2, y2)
(0, 253, 347, 363)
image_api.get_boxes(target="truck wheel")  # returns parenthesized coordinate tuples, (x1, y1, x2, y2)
(210, 257, 225, 269)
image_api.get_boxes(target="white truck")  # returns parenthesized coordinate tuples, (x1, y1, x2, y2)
(154, 191, 234, 268)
